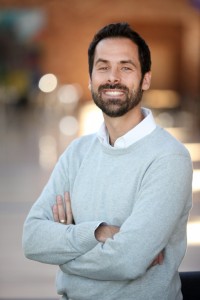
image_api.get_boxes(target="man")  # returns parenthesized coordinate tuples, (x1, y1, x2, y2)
(23, 23, 193, 300)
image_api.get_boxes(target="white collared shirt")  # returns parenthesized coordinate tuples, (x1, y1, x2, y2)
(97, 107, 156, 148)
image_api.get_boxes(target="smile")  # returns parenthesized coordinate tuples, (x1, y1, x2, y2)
(104, 90, 125, 96)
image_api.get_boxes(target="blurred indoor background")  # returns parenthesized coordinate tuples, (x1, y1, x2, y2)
(0, 0, 200, 298)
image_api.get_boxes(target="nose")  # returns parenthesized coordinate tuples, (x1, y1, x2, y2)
(107, 67, 121, 84)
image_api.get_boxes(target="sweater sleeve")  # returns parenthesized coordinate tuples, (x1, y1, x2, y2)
(22, 149, 101, 265)
(60, 154, 193, 280)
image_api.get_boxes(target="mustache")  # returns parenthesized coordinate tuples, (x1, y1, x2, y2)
(98, 83, 129, 92)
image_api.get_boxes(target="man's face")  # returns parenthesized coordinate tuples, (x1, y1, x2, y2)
(90, 37, 151, 117)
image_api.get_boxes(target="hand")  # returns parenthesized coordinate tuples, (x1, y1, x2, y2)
(95, 224, 120, 243)
(52, 192, 74, 224)
(149, 250, 164, 268)
(95, 225, 164, 266)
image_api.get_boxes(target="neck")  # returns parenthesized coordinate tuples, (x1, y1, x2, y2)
(103, 105, 144, 146)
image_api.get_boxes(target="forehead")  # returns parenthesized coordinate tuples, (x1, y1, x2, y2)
(94, 37, 139, 63)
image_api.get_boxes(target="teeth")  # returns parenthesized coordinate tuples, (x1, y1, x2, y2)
(105, 91, 123, 96)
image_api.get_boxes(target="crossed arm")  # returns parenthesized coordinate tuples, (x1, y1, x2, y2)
(52, 192, 164, 268)
(23, 152, 192, 281)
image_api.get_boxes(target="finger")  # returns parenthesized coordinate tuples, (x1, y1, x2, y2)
(151, 258, 158, 266)
(52, 204, 59, 222)
(65, 192, 73, 224)
(148, 258, 157, 269)
(56, 195, 66, 222)
(158, 252, 164, 265)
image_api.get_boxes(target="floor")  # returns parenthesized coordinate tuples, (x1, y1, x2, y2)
(0, 103, 199, 299)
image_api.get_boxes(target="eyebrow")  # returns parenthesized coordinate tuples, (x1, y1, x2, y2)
(95, 59, 109, 65)
(95, 58, 136, 67)
(120, 59, 136, 66)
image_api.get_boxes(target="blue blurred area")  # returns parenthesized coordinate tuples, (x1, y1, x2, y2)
(0, 9, 45, 107)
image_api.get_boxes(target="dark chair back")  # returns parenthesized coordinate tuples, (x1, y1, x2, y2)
(180, 272, 200, 300)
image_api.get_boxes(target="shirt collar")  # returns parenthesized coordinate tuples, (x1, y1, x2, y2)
(97, 107, 156, 149)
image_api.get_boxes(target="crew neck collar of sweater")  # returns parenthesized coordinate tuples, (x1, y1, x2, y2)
(97, 107, 156, 149)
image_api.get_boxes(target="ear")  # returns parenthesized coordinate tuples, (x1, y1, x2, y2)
(141, 71, 151, 91)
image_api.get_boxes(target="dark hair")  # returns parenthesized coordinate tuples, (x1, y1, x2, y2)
(88, 22, 151, 78)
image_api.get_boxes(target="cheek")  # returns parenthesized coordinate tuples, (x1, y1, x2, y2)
(90, 81, 98, 92)
(127, 75, 142, 89)
(123, 79, 136, 91)
(121, 72, 139, 85)
(91, 75, 106, 89)
(92, 72, 105, 82)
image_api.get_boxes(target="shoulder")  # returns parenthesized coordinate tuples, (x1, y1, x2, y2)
(141, 127, 193, 187)
(150, 126, 191, 159)
(59, 133, 99, 165)
(68, 133, 98, 153)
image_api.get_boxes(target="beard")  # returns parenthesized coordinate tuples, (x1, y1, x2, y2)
(91, 83, 143, 117)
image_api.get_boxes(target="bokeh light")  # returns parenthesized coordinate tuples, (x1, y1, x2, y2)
(187, 221, 200, 245)
(59, 116, 79, 136)
(192, 169, 200, 192)
(79, 102, 103, 135)
(39, 135, 57, 170)
(57, 84, 81, 104)
(38, 73, 58, 93)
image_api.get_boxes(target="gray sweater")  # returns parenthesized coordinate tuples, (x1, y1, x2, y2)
(23, 126, 193, 300)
